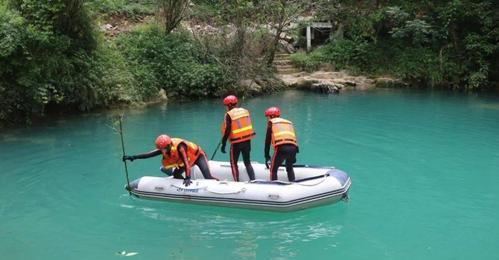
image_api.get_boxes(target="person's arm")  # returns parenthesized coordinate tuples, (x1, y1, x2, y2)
(177, 144, 191, 177)
(134, 149, 162, 159)
(264, 121, 272, 160)
(178, 143, 193, 186)
(221, 114, 231, 149)
(123, 149, 161, 161)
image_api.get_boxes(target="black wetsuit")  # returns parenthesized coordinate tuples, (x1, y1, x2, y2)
(265, 122, 298, 181)
(222, 111, 255, 181)
(133, 143, 216, 180)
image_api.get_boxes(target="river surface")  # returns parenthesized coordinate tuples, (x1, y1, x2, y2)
(1, 90, 499, 259)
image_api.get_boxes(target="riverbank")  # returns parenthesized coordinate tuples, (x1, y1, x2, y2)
(2, 1, 497, 128)
(89, 5, 409, 98)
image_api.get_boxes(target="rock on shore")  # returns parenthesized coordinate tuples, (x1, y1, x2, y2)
(278, 70, 376, 92)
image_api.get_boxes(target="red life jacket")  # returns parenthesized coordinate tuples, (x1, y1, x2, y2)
(221, 107, 255, 144)
(161, 138, 200, 169)
(270, 118, 297, 148)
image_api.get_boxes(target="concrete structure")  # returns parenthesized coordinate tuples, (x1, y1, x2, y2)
(304, 22, 333, 51)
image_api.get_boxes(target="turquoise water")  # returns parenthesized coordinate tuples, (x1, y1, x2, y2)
(1, 90, 499, 259)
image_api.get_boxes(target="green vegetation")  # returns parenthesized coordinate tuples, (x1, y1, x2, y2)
(1, 0, 497, 126)
(289, 51, 323, 72)
(294, 0, 498, 89)
(1, 0, 105, 124)
(0, 0, 246, 126)
(86, 0, 155, 19)
(116, 25, 233, 97)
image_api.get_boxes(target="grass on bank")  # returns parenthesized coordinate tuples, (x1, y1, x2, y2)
(86, 0, 155, 19)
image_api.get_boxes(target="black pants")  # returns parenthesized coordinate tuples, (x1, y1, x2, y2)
(163, 153, 217, 180)
(230, 140, 255, 181)
(270, 144, 297, 181)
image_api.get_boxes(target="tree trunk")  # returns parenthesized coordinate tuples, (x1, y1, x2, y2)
(233, 23, 246, 77)
(157, 0, 188, 35)
(266, 26, 283, 67)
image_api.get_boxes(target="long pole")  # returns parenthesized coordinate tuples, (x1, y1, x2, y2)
(210, 140, 222, 160)
(118, 115, 131, 195)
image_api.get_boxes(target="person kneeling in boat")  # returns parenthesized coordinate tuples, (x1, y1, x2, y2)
(220, 95, 256, 182)
(122, 135, 217, 186)
(264, 107, 299, 182)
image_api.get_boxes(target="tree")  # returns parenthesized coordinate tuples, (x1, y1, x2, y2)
(218, 0, 259, 77)
(262, 0, 309, 66)
(156, 0, 190, 34)
(1, 0, 103, 124)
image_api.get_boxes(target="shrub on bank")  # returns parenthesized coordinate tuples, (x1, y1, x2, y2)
(86, 0, 155, 19)
(0, 1, 235, 126)
(311, 1, 498, 90)
(319, 39, 453, 87)
(0, 1, 143, 126)
(0, 0, 279, 127)
(116, 25, 234, 98)
(289, 51, 323, 72)
(1, 1, 101, 123)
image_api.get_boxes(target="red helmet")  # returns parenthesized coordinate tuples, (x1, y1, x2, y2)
(155, 134, 172, 149)
(223, 95, 238, 106)
(265, 107, 280, 117)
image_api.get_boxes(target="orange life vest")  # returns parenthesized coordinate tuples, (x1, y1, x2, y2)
(161, 138, 201, 169)
(270, 118, 297, 148)
(221, 107, 255, 144)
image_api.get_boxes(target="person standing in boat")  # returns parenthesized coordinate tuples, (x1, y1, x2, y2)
(122, 135, 217, 186)
(264, 107, 298, 182)
(220, 95, 256, 181)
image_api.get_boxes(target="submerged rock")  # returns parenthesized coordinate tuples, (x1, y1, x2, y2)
(158, 89, 168, 101)
(374, 77, 407, 88)
(238, 79, 262, 95)
(310, 83, 342, 94)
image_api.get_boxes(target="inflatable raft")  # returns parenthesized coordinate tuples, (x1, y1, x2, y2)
(126, 161, 351, 211)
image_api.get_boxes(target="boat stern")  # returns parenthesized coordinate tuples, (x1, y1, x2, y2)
(327, 169, 351, 200)
(328, 169, 350, 186)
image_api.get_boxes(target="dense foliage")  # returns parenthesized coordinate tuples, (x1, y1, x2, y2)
(294, 0, 499, 89)
(1, 0, 104, 124)
(0, 0, 234, 126)
(116, 25, 234, 97)
(86, 0, 155, 19)
(1, 0, 497, 126)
